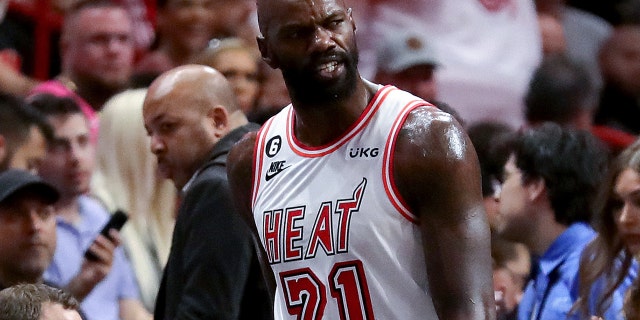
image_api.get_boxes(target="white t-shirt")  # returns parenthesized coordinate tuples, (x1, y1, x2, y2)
(354, 0, 542, 128)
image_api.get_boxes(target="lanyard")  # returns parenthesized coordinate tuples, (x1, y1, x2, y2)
(530, 267, 560, 320)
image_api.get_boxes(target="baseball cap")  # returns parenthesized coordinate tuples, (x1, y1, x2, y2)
(0, 169, 59, 205)
(376, 31, 439, 74)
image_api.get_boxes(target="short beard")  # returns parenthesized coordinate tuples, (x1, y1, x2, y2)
(282, 47, 359, 107)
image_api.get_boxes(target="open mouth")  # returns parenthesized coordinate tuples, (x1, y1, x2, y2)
(315, 60, 344, 80)
(318, 61, 338, 73)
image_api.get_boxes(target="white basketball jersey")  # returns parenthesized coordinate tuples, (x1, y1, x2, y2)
(252, 85, 438, 319)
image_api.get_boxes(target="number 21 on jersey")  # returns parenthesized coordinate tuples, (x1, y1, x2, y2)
(280, 260, 375, 320)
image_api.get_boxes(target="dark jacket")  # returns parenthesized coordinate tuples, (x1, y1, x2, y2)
(154, 123, 273, 320)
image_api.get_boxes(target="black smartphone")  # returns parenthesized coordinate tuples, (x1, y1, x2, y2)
(84, 210, 129, 261)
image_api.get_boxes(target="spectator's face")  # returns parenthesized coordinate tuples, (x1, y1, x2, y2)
(158, 0, 216, 55)
(258, 0, 359, 103)
(144, 91, 220, 189)
(495, 156, 534, 242)
(211, 49, 260, 114)
(0, 194, 56, 285)
(38, 114, 94, 199)
(600, 26, 640, 95)
(613, 168, 640, 255)
(41, 302, 83, 320)
(8, 126, 47, 175)
(538, 13, 566, 56)
(386, 64, 437, 102)
(63, 7, 134, 92)
(209, 0, 254, 37)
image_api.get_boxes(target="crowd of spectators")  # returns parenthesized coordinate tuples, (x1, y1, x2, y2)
(0, 0, 639, 319)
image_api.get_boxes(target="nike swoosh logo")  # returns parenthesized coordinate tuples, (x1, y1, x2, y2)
(265, 165, 291, 181)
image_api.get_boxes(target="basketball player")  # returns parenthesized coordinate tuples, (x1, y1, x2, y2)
(227, 0, 495, 318)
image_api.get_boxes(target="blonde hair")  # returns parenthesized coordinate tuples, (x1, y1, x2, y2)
(91, 88, 176, 310)
(192, 37, 260, 66)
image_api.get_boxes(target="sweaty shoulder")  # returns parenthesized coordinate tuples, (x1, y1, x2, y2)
(397, 105, 468, 162)
(393, 105, 480, 215)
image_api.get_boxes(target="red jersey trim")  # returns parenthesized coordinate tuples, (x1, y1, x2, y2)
(286, 85, 395, 158)
(251, 117, 275, 209)
(382, 101, 433, 224)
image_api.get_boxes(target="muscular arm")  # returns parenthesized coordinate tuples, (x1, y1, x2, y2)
(227, 132, 277, 299)
(393, 107, 495, 319)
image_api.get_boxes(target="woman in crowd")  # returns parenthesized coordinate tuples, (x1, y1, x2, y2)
(575, 139, 640, 319)
(191, 37, 261, 116)
(91, 88, 176, 311)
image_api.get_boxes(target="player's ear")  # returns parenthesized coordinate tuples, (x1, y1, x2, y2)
(258, 36, 277, 69)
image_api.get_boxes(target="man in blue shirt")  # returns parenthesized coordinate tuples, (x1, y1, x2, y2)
(494, 123, 617, 319)
(31, 94, 150, 320)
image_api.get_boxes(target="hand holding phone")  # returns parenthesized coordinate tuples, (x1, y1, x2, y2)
(84, 210, 128, 261)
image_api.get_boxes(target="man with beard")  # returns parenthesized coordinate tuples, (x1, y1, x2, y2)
(30, 0, 135, 140)
(143, 65, 272, 319)
(226, 0, 495, 319)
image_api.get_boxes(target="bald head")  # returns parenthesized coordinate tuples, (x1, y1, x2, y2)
(147, 64, 239, 114)
(256, 0, 348, 35)
(143, 65, 246, 189)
